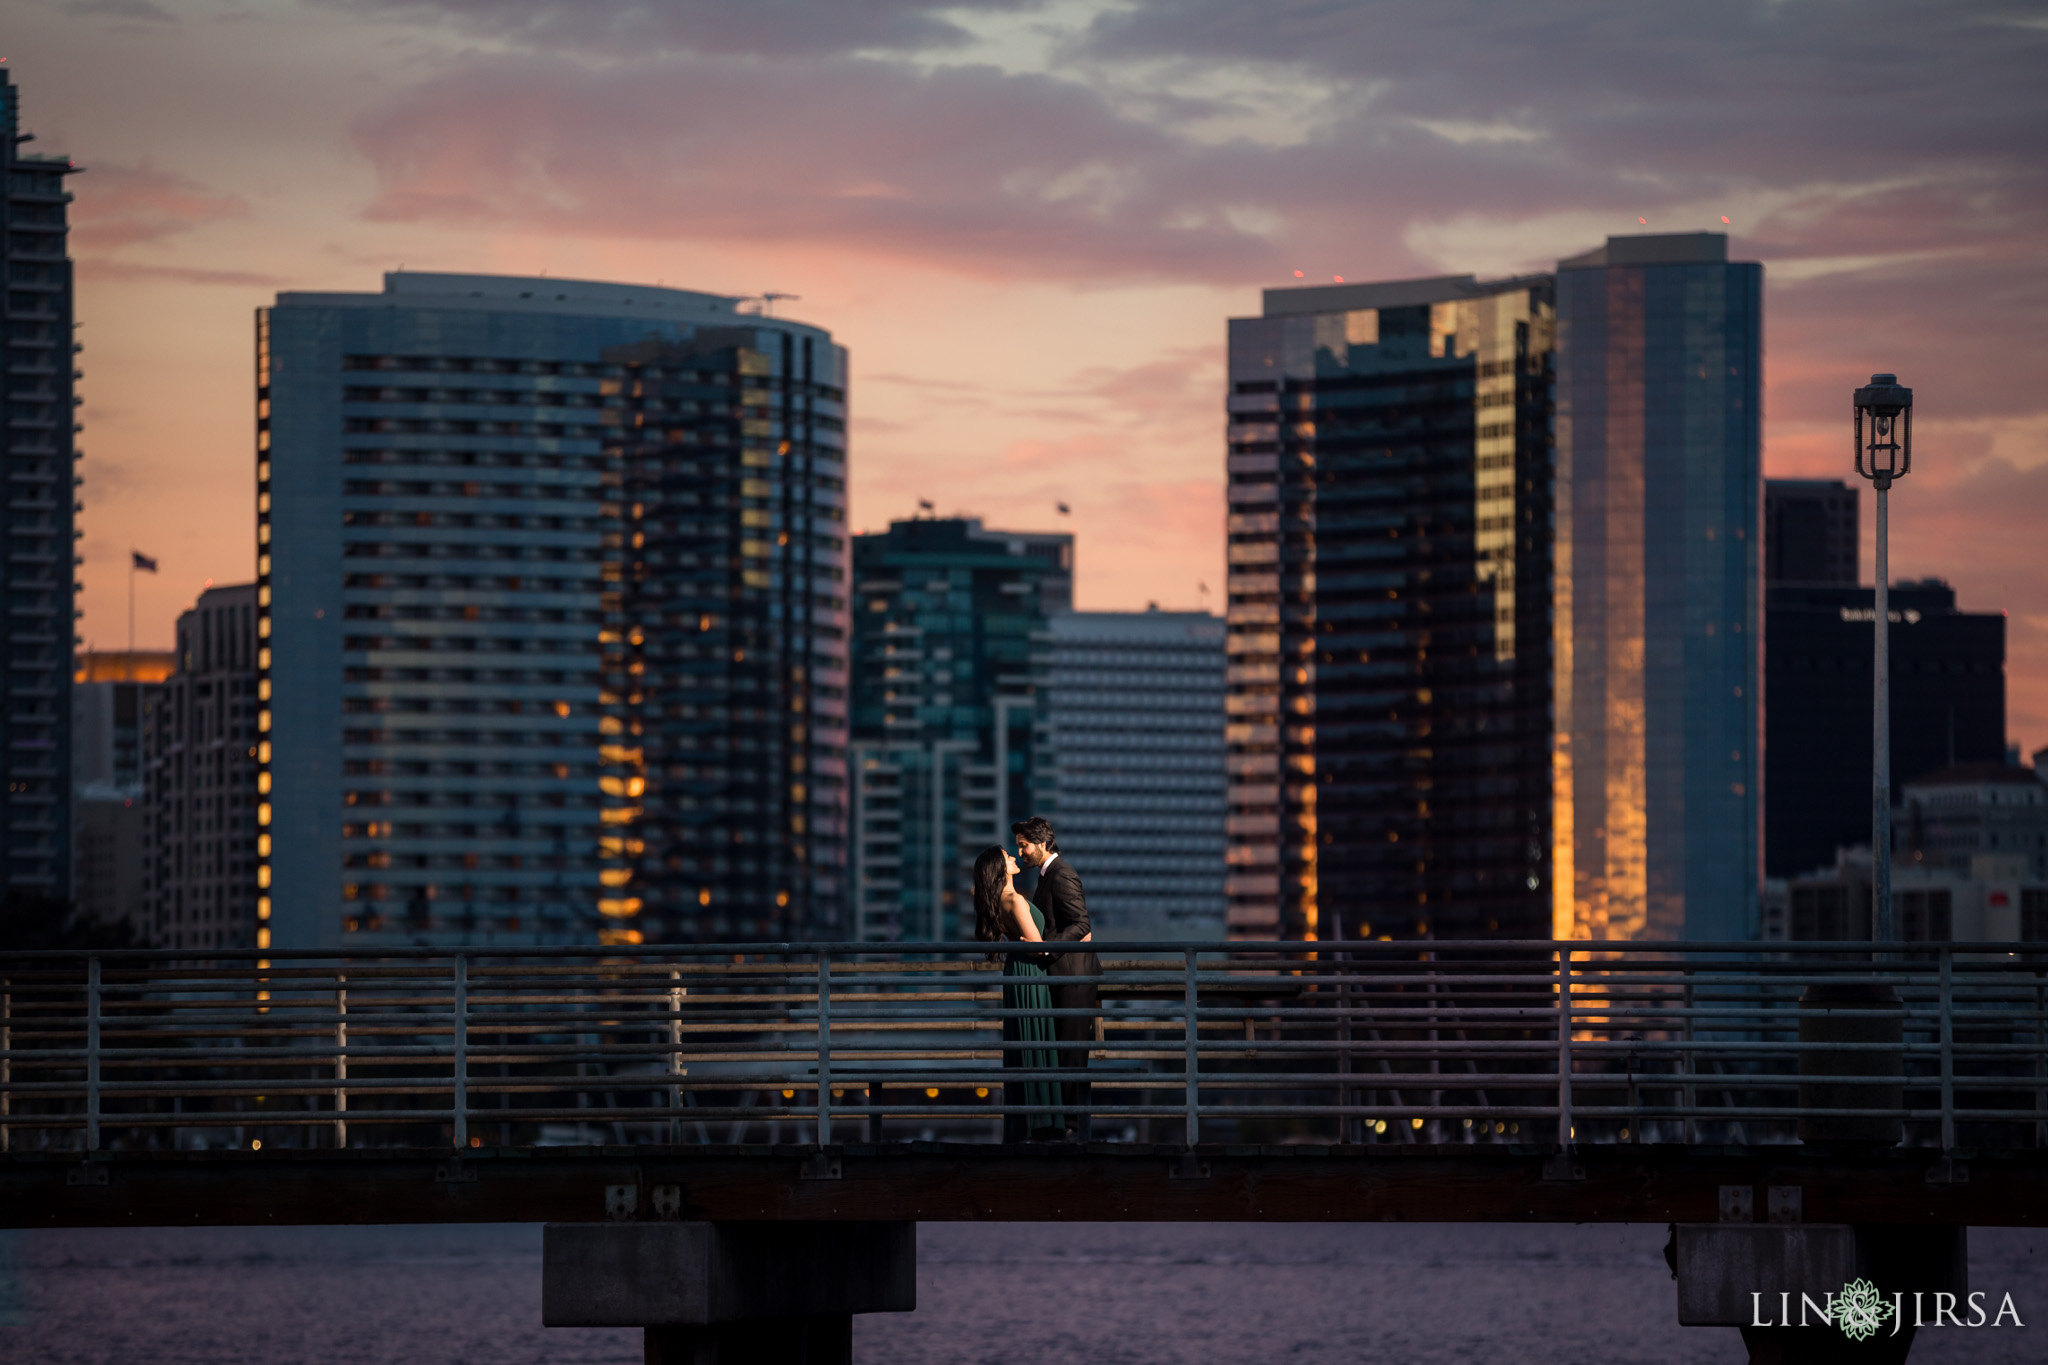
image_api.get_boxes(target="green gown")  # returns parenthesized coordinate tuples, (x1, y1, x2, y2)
(1002, 902, 1066, 1141)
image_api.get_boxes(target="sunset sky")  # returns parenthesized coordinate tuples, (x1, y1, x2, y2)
(15, 1, 2048, 749)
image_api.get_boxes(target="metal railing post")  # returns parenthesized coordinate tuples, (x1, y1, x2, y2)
(1939, 946, 1956, 1154)
(1425, 954, 1442, 1145)
(1555, 945, 1573, 1150)
(1681, 972, 1697, 1146)
(1336, 944, 1353, 1144)
(452, 955, 468, 1151)
(668, 968, 685, 1146)
(1183, 948, 1200, 1146)
(334, 974, 348, 1150)
(86, 956, 102, 1153)
(816, 952, 832, 1147)
(2, 975, 10, 1155)
(2036, 980, 2046, 1151)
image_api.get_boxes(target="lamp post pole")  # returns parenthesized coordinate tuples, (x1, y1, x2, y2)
(1852, 375, 1913, 945)
(1873, 479, 1890, 942)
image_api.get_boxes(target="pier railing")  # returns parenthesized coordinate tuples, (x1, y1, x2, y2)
(3, 940, 2045, 1153)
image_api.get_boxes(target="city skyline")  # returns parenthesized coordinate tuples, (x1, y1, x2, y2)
(10, 14, 2048, 1364)
(13, 3, 2047, 755)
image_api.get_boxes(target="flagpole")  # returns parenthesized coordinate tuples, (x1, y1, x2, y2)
(128, 556, 136, 659)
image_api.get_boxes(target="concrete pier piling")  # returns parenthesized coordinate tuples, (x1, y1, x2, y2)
(543, 1220, 916, 1365)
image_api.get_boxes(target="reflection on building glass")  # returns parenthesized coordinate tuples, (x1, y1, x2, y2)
(1555, 234, 1762, 941)
(602, 331, 852, 943)
(1225, 274, 1558, 942)
(1226, 233, 1762, 944)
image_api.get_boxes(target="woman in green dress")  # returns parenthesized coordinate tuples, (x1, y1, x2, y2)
(973, 846, 1065, 1141)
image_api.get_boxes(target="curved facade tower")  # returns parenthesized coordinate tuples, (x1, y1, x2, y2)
(258, 274, 848, 949)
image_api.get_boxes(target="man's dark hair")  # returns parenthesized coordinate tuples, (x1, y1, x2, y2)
(1010, 816, 1057, 852)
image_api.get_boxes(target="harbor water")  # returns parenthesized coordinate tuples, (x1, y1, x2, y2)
(1, 1221, 2041, 1362)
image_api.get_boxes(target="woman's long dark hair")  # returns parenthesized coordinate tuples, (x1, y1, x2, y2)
(973, 846, 1012, 961)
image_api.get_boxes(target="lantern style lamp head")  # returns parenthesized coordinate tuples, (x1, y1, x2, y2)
(1853, 372, 1913, 491)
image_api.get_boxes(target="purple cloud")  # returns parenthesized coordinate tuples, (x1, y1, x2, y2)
(326, 0, 2048, 739)
(325, 0, 1039, 57)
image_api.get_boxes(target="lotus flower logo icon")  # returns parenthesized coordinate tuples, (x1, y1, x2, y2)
(1833, 1279, 1896, 1341)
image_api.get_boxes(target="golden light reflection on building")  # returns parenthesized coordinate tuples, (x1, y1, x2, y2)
(1577, 269, 1650, 941)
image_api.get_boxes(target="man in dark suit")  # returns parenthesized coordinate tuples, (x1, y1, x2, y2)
(1012, 815, 1099, 1141)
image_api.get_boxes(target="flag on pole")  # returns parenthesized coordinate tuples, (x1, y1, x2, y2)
(1056, 501, 1071, 516)
(132, 551, 158, 573)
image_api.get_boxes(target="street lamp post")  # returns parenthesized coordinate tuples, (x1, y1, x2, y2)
(1852, 374, 1913, 944)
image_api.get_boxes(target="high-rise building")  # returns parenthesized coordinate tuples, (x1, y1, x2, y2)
(1765, 478, 1858, 586)
(848, 517, 1069, 941)
(74, 651, 176, 788)
(142, 585, 260, 951)
(1045, 609, 1226, 941)
(1222, 233, 1761, 944)
(0, 69, 80, 902)
(1786, 844, 2047, 944)
(260, 273, 847, 949)
(1554, 232, 1762, 941)
(602, 334, 851, 942)
(1766, 579, 2004, 879)
(1898, 763, 2048, 882)
(1225, 274, 1558, 941)
(72, 651, 174, 936)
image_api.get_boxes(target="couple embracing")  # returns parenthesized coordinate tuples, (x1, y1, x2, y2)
(972, 816, 1099, 1143)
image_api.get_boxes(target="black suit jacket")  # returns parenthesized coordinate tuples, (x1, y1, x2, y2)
(1029, 856, 1098, 980)
(1030, 856, 1090, 940)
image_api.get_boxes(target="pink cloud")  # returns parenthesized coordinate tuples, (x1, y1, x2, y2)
(81, 259, 282, 287)
(354, 56, 1290, 284)
(69, 161, 249, 252)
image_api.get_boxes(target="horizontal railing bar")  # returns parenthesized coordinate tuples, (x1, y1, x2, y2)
(10, 1065, 2036, 1097)
(15, 1104, 2042, 1133)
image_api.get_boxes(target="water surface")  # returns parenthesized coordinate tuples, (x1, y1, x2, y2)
(2, 1221, 2039, 1362)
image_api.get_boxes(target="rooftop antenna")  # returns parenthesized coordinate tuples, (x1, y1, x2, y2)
(738, 292, 801, 318)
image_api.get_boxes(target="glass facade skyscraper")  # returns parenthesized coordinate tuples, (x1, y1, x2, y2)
(259, 274, 846, 950)
(1224, 232, 1763, 944)
(0, 70, 79, 900)
(1226, 275, 1558, 941)
(1554, 233, 1762, 941)
(848, 517, 1069, 942)
(603, 334, 851, 942)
